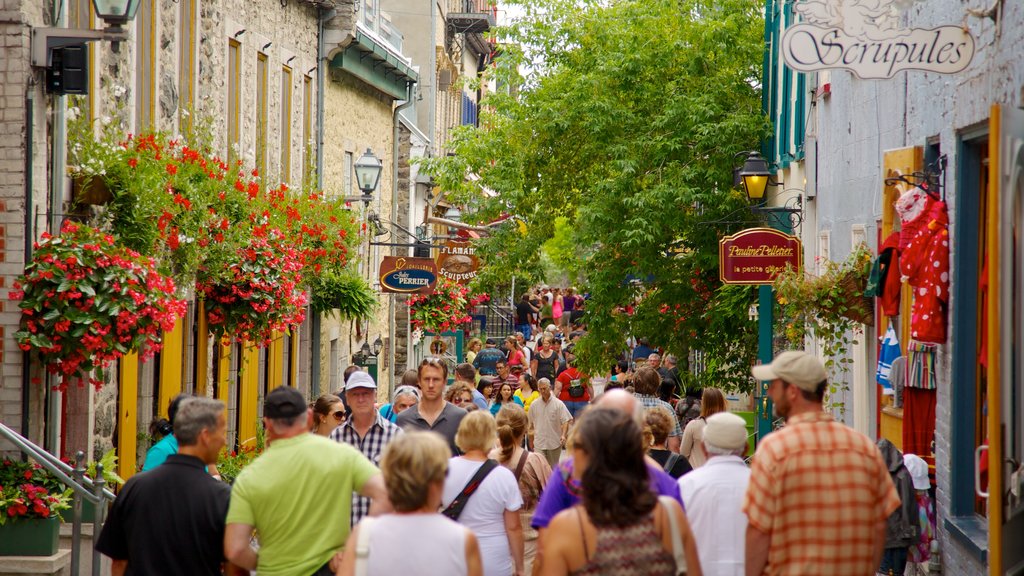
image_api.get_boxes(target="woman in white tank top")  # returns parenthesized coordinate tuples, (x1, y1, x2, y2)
(338, 433, 483, 576)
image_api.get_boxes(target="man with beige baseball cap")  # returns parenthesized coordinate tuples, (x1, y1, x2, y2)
(679, 412, 751, 575)
(743, 350, 900, 576)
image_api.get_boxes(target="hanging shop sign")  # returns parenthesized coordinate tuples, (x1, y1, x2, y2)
(379, 256, 439, 294)
(719, 228, 802, 285)
(436, 240, 480, 284)
(780, 0, 975, 79)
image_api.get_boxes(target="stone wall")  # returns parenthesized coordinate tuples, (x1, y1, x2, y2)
(0, 0, 54, 453)
(320, 69, 396, 396)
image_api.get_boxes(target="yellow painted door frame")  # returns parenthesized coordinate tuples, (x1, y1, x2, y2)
(268, 331, 284, 391)
(881, 146, 923, 352)
(217, 339, 231, 405)
(157, 318, 185, 416)
(986, 104, 1003, 576)
(238, 342, 260, 448)
(195, 301, 209, 396)
(118, 352, 139, 480)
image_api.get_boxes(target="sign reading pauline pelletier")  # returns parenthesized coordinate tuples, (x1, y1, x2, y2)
(719, 228, 802, 285)
(379, 257, 439, 294)
(780, 0, 975, 79)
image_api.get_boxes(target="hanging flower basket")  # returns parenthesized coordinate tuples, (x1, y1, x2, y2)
(828, 270, 874, 325)
(198, 230, 308, 347)
(408, 278, 481, 334)
(10, 222, 187, 390)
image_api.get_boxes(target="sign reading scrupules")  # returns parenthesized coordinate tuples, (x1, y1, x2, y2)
(781, 0, 975, 79)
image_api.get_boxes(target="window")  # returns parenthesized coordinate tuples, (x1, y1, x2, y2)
(951, 131, 989, 521)
(227, 39, 241, 160)
(302, 75, 313, 185)
(256, 52, 269, 180)
(280, 65, 293, 185)
(69, 0, 95, 120)
(136, 0, 157, 130)
(179, 0, 198, 135)
(344, 151, 353, 197)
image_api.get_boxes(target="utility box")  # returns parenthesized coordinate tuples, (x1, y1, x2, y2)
(47, 44, 88, 95)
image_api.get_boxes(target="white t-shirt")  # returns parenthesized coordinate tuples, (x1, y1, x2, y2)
(365, 514, 468, 575)
(442, 457, 523, 576)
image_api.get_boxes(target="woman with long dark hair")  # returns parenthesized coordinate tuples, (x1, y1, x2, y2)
(538, 408, 702, 576)
(309, 394, 345, 436)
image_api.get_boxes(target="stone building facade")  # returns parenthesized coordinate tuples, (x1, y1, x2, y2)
(0, 0, 419, 470)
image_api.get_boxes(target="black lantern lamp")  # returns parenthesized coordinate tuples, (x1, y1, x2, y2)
(91, 0, 142, 30)
(372, 336, 383, 356)
(736, 151, 773, 202)
(353, 149, 383, 203)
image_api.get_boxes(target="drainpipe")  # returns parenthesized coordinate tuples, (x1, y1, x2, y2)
(389, 82, 415, 396)
(46, 0, 68, 456)
(311, 7, 332, 394)
(22, 77, 35, 443)
(428, 0, 437, 153)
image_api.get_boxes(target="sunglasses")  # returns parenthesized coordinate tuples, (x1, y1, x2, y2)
(332, 411, 345, 420)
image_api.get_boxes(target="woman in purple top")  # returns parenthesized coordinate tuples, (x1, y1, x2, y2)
(530, 454, 681, 530)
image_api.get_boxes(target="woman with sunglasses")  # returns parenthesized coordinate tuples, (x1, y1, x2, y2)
(490, 382, 524, 416)
(310, 394, 346, 436)
(446, 383, 477, 409)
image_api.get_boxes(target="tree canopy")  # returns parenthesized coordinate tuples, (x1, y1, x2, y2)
(423, 0, 772, 391)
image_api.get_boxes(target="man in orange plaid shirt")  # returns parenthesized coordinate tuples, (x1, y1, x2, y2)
(743, 351, 901, 576)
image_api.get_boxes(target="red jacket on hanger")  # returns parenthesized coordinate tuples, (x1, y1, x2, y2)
(900, 201, 950, 344)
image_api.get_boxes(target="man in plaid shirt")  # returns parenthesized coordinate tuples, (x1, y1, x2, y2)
(744, 351, 900, 576)
(331, 371, 403, 526)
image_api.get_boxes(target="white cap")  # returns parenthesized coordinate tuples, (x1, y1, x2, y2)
(345, 371, 377, 391)
(903, 454, 930, 490)
(702, 412, 748, 451)
(546, 324, 558, 333)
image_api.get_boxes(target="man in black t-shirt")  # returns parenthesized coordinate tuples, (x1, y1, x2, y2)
(96, 397, 239, 575)
(515, 293, 538, 341)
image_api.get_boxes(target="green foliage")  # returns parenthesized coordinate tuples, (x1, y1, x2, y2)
(308, 270, 378, 319)
(86, 449, 125, 487)
(421, 0, 770, 390)
(216, 424, 265, 485)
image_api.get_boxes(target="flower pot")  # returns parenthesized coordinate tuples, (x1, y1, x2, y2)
(58, 498, 98, 523)
(0, 516, 60, 556)
(832, 271, 874, 325)
(71, 175, 113, 206)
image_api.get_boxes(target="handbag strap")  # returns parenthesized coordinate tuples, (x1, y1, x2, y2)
(663, 453, 680, 473)
(354, 517, 376, 576)
(514, 450, 529, 481)
(658, 495, 686, 574)
(442, 459, 499, 521)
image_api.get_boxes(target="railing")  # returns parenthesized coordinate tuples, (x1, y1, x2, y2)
(0, 421, 115, 576)
(471, 303, 514, 339)
(448, 0, 496, 15)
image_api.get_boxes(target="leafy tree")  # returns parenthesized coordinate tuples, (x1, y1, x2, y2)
(423, 0, 771, 391)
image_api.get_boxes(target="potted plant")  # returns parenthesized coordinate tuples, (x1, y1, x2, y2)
(0, 459, 71, 556)
(10, 221, 188, 390)
(62, 449, 124, 523)
(773, 243, 875, 416)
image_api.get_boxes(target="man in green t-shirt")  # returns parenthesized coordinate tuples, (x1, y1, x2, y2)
(224, 387, 390, 576)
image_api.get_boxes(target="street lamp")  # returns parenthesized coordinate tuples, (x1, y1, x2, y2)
(443, 206, 462, 236)
(372, 336, 383, 356)
(31, 0, 142, 74)
(736, 151, 774, 202)
(348, 148, 383, 206)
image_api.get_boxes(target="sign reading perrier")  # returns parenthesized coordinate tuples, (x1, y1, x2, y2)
(379, 257, 438, 294)
(719, 228, 801, 285)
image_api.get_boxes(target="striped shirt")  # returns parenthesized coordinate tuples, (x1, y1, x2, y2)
(636, 394, 683, 436)
(742, 411, 900, 576)
(331, 413, 403, 526)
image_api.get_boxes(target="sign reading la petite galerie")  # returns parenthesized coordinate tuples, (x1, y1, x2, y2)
(719, 228, 802, 285)
(780, 0, 975, 78)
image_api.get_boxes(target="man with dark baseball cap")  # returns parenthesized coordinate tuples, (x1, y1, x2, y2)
(744, 351, 899, 575)
(225, 387, 391, 576)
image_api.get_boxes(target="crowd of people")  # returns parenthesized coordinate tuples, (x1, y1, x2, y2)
(94, 303, 935, 576)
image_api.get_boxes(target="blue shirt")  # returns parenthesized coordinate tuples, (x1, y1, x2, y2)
(142, 434, 178, 471)
(471, 388, 490, 411)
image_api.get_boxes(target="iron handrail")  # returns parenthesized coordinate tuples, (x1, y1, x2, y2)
(1, 420, 115, 576)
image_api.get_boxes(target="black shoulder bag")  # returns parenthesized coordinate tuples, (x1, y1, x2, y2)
(442, 459, 499, 521)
